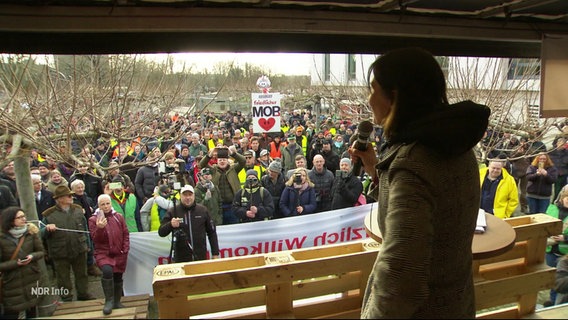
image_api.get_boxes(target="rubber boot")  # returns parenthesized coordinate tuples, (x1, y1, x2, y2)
(102, 278, 114, 315)
(113, 280, 126, 309)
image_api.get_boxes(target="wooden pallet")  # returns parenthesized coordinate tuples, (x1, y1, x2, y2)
(39, 294, 150, 319)
(152, 214, 562, 319)
(153, 240, 380, 319)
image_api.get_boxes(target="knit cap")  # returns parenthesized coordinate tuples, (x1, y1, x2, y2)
(268, 160, 282, 172)
(246, 169, 258, 178)
(340, 158, 351, 167)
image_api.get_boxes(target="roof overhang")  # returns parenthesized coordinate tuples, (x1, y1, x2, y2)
(1, 5, 568, 57)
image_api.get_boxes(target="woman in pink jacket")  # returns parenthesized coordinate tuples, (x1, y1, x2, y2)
(89, 194, 130, 315)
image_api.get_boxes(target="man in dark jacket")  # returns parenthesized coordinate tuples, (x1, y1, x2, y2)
(308, 154, 335, 213)
(41, 185, 95, 301)
(135, 147, 161, 207)
(330, 158, 364, 210)
(158, 185, 220, 262)
(261, 160, 286, 219)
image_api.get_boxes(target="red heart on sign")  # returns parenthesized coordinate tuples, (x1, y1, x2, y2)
(258, 118, 276, 131)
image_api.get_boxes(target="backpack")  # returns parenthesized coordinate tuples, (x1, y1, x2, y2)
(244, 187, 265, 202)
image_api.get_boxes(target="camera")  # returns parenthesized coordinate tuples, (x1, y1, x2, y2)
(314, 138, 324, 152)
(108, 182, 122, 190)
(293, 173, 303, 184)
(336, 170, 347, 179)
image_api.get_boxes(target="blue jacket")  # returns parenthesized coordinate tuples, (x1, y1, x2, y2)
(279, 185, 317, 217)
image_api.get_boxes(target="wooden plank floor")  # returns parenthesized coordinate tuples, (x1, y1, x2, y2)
(38, 294, 149, 319)
(522, 304, 568, 319)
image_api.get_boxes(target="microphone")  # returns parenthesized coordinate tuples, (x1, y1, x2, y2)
(351, 120, 374, 177)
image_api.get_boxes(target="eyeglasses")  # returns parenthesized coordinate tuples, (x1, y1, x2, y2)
(15, 215, 26, 220)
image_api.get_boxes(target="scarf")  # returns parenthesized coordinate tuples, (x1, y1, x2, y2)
(294, 182, 309, 193)
(9, 225, 28, 239)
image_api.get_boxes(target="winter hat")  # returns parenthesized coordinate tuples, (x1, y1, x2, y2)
(340, 158, 352, 167)
(244, 150, 256, 158)
(260, 149, 269, 157)
(112, 175, 125, 184)
(246, 169, 258, 178)
(268, 160, 282, 173)
(180, 144, 189, 151)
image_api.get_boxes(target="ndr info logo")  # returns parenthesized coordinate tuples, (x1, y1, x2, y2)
(31, 281, 70, 296)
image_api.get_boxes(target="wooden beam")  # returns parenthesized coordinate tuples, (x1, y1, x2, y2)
(1, 5, 568, 57)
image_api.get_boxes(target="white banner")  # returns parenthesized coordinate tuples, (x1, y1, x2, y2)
(124, 203, 376, 296)
(251, 92, 281, 133)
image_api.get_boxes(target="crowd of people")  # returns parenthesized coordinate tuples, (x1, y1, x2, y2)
(1, 47, 567, 318)
(0, 95, 372, 317)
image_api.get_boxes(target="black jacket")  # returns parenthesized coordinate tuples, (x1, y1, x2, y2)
(330, 173, 363, 210)
(158, 202, 219, 262)
(0, 184, 18, 211)
(232, 186, 274, 222)
(36, 188, 56, 217)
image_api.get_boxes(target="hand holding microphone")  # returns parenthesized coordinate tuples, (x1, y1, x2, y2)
(350, 120, 375, 176)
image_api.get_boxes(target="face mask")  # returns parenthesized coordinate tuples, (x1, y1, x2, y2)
(334, 141, 343, 148)
(246, 178, 259, 187)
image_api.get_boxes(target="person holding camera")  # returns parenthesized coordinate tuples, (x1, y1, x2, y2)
(140, 184, 175, 231)
(158, 185, 220, 263)
(232, 170, 274, 223)
(194, 168, 222, 226)
(279, 168, 317, 217)
(330, 158, 364, 210)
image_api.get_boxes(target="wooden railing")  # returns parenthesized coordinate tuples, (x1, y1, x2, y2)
(152, 213, 561, 319)
(475, 213, 562, 318)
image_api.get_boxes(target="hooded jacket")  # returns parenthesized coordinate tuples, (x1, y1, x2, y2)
(362, 101, 490, 319)
(0, 224, 45, 313)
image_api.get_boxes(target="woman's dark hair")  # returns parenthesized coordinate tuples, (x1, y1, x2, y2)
(367, 47, 448, 139)
(0, 206, 23, 234)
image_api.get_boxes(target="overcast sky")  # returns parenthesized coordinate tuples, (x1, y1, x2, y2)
(148, 52, 314, 76)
